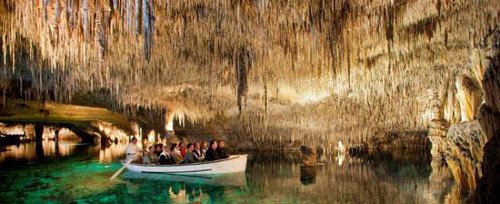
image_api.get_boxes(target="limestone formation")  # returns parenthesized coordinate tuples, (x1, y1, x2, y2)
(0, 0, 497, 147)
(300, 145, 317, 167)
(455, 75, 483, 122)
(444, 120, 486, 191)
(474, 29, 500, 204)
(428, 119, 450, 164)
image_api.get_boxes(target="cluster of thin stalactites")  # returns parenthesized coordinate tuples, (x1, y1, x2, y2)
(0, 0, 498, 146)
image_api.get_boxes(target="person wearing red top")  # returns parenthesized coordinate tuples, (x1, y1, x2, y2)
(179, 142, 187, 158)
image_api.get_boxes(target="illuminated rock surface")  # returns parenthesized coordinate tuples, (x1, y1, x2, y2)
(0, 0, 498, 202)
(0, 0, 497, 147)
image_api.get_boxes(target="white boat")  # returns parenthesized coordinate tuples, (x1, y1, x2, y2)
(124, 154, 248, 175)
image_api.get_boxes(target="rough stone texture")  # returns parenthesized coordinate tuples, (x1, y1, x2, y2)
(90, 120, 129, 142)
(456, 75, 483, 122)
(368, 130, 429, 150)
(428, 119, 450, 163)
(427, 29, 500, 201)
(444, 120, 486, 191)
(474, 29, 500, 204)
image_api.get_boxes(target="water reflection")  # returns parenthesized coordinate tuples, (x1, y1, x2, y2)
(0, 141, 133, 164)
(99, 142, 128, 163)
(119, 172, 247, 203)
(0, 141, 82, 161)
(300, 166, 317, 185)
(0, 142, 459, 203)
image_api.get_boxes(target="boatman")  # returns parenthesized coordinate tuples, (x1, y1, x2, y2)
(125, 137, 142, 163)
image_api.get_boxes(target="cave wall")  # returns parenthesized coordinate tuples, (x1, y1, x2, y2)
(427, 28, 499, 201)
(474, 29, 500, 204)
(0, 0, 498, 148)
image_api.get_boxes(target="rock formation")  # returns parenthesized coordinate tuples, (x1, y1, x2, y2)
(300, 145, 317, 167)
(428, 28, 499, 201)
(444, 120, 486, 191)
(428, 119, 450, 164)
(0, 1, 498, 199)
(0, 0, 497, 149)
(473, 28, 500, 204)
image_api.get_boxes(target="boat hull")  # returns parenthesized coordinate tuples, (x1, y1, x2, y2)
(125, 154, 248, 175)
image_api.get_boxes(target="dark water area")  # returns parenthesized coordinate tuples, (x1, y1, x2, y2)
(0, 142, 457, 203)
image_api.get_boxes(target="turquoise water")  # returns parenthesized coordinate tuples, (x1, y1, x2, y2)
(0, 142, 456, 203)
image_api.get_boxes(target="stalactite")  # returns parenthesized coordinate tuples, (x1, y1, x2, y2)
(82, 0, 89, 41)
(0, 0, 497, 146)
(236, 46, 252, 115)
(134, 0, 141, 34)
(126, 0, 132, 32)
(142, 0, 154, 61)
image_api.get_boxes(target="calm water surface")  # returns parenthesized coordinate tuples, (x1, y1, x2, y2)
(0, 142, 457, 203)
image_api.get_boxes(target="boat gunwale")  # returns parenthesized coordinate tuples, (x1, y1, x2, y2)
(125, 154, 247, 167)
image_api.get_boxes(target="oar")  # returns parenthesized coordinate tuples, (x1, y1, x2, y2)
(110, 154, 135, 181)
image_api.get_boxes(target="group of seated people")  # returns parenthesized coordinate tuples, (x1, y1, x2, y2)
(131, 138, 229, 165)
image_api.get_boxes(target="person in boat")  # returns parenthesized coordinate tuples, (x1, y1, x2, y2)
(170, 143, 183, 164)
(216, 140, 229, 159)
(205, 140, 219, 161)
(184, 143, 197, 164)
(179, 142, 187, 158)
(143, 145, 159, 164)
(193, 142, 204, 161)
(125, 137, 142, 163)
(154, 143, 163, 157)
(158, 145, 174, 165)
(201, 141, 208, 155)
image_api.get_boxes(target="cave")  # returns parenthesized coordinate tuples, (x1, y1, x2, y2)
(0, 0, 498, 203)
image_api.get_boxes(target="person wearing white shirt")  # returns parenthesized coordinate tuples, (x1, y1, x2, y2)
(125, 137, 141, 162)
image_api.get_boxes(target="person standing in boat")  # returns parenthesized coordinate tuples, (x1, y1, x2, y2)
(159, 145, 173, 165)
(125, 137, 142, 163)
(193, 142, 205, 161)
(216, 140, 229, 159)
(170, 143, 183, 164)
(205, 140, 219, 161)
(184, 143, 197, 163)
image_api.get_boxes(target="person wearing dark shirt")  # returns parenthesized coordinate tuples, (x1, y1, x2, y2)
(158, 145, 174, 165)
(205, 140, 219, 161)
(216, 140, 229, 159)
(154, 144, 163, 157)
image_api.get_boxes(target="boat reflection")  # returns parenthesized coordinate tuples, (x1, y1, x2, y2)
(121, 171, 247, 203)
(122, 171, 247, 187)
